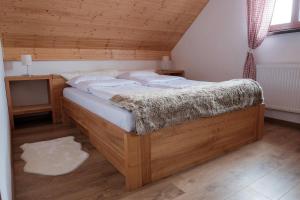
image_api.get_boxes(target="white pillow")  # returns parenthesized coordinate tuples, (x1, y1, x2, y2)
(60, 70, 119, 80)
(66, 80, 97, 92)
(68, 79, 141, 93)
(67, 75, 115, 86)
(87, 79, 141, 88)
(84, 70, 119, 77)
(117, 71, 158, 79)
(60, 72, 81, 80)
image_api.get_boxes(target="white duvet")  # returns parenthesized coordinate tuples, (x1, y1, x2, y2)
(145, 79, 213, 89)
(89, 85, 166, 100)
(88, 81, 214, 101)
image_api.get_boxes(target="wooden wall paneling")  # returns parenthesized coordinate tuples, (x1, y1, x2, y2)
(1, 33, 170, 53)
(3, 47, 170, 61)
(0, 0, 209, 53)
(1, 23, 178, 49)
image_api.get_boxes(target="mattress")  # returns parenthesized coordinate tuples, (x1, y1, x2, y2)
(63, 87, 135, 132)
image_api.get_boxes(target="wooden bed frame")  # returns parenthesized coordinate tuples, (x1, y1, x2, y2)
(54, 76, 265, 191)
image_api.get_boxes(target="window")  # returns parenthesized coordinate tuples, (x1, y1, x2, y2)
(269, 0, 300, 33)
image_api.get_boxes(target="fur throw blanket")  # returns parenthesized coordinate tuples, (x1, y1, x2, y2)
(111, 79, 263, 135)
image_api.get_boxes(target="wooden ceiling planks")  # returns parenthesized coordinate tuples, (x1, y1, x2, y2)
(0, 0, 208, 60)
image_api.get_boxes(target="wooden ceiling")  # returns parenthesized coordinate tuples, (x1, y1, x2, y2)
(0, 0, 208, 52)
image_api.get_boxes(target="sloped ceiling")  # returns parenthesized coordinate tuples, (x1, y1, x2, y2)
(0, 0, 208, 52)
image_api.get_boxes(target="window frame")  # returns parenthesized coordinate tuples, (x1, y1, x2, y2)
(269, 0, 300, 34)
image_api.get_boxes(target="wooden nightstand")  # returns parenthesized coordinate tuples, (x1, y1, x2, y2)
(156, 69, 185, 77)
(5, 75, 57, 129)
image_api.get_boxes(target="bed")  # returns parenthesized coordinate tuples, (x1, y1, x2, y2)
(53, 73, 265, 190)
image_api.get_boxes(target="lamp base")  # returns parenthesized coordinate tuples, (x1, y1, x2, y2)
(22, 65, 31, 76)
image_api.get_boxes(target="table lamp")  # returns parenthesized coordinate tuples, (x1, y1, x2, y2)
(160, 56, 172, 70)
(21, 55, 32, 76)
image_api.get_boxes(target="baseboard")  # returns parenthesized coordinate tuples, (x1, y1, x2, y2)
(265, 117, 300, 129)
(265, 109, 300, 125)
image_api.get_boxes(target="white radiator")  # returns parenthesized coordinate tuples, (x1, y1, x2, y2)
(257, 64, 300, 114)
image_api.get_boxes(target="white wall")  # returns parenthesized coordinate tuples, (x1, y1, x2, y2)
(171, 0, 248, 81)
(0, 42, 12, 200)
(255, 32, 300, 64)
(4, 60, 159, 76)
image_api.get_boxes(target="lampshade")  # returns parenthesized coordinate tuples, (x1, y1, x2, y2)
(160, 55, 172, 70)
(162, 56, 170, 62)
(21, 55, 32, 66)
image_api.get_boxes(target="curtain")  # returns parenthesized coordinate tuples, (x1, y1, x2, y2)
(243, 0, 276, 80)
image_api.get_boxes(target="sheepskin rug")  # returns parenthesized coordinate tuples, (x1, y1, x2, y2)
(20, 136, 89, 176)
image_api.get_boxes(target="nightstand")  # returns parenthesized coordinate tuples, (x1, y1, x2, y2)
(156, 69, 185, 77)
(5, 75, 56, 129)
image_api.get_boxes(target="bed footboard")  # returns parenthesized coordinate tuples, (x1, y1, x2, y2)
(149, 104, 265, 181)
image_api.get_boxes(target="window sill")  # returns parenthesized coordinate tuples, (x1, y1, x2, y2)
(268, 28, 300, 36)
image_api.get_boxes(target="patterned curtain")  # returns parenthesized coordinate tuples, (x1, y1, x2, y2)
(243, 0, 276, 80)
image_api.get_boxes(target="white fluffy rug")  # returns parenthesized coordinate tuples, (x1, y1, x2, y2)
(20, 136, 89, 176)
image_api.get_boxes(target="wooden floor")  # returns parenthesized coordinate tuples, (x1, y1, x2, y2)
(12, 120, 300, 200)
